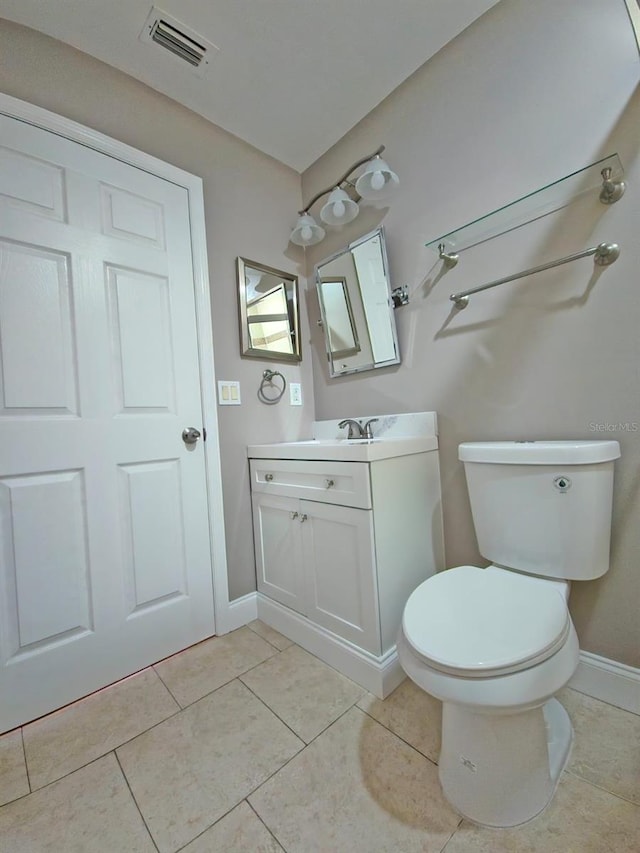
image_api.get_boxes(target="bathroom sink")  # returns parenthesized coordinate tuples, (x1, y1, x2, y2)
(247, 435, 438, 462)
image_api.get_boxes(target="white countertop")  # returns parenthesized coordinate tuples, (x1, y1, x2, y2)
(247, 436, 438, 462)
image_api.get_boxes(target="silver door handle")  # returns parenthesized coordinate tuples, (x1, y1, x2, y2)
(299, 513, 308, 522)
(290, 511, 299, 520)
(325, 479, 335, 489)
(182, 427, 201, 445)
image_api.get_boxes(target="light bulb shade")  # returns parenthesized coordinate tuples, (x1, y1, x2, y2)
(289, 213, 325, 246)
(320, 187, 359, 226)
(355, 156, 399, 199)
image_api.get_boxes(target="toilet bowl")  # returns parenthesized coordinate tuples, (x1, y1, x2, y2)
(397, 440, 619, 827)
(398, 565, 579, 827)
(400, 565, 579, 710)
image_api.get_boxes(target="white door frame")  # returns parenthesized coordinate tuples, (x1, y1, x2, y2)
(0, 92, 232, 635)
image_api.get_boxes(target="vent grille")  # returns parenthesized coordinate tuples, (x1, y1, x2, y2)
(139, 7, 219, 77)
(150, 19, 206, 68)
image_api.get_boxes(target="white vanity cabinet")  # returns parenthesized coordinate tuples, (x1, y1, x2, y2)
(249, 449, 444, 674)
(252, 493, 379, 650)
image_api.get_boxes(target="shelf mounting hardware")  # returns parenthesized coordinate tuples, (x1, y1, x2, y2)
(450, 242, 620, 310)
(599, 167, 626, 205)
(438, 243, 459, 268)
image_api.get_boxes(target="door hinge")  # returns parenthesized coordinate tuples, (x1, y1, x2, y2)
(202, 426, 207, 441)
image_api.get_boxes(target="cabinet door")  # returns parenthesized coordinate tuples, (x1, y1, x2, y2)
(300, 500, 380, 654)
(252, 493, 305, 614)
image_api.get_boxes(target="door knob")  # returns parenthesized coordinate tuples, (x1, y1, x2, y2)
(182, 427, 201, 445)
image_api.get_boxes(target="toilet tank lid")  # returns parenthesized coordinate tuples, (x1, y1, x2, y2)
(459, 440, 620, 465)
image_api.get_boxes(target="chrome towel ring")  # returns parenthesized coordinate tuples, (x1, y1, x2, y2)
(258, 369, 287, 404)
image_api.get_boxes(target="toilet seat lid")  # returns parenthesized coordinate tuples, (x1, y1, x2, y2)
(402, 566, 570, 676)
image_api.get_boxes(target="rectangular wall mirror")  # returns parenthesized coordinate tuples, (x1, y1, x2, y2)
(315, 227, 400, 377)
(237, 258, 301, 362)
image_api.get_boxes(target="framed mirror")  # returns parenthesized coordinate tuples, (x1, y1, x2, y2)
(237, 258, 301, 363)
(315, 227, 400, 377)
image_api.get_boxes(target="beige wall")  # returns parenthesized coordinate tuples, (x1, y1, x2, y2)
(302, 0, 640, 667)
(0, 19, 313, 601)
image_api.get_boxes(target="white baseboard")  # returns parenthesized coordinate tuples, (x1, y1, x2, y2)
(569, 651, 640, 715)
(256, 594, 404, 698)
(224, 595, 640, 715)
(225, 591, 258, 633)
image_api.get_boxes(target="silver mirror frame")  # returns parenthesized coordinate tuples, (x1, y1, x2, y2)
(315, 227, 400, 378)
(237, 257, 301, 363)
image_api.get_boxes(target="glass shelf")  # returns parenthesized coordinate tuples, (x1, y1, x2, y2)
(425, 153, 623, 253)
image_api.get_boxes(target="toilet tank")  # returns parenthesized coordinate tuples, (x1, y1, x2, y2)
(459, 441, 620, 581)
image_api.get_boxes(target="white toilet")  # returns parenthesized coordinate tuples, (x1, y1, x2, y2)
(397, 439, 620, 828)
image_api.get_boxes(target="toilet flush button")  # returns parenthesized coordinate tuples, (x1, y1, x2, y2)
(554, 475, 572, 492)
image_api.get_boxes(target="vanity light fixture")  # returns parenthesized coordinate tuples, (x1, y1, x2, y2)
(289, 145, 399, 247)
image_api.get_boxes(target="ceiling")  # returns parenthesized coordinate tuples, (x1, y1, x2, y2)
(0, 0, 501, 171)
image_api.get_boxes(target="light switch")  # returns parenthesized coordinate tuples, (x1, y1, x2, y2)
(218, 380, 241, 405)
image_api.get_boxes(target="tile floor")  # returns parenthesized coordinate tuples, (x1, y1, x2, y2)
(1, 622, 638, 852)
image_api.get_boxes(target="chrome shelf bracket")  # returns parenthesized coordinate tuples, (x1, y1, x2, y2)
(438, 243, 459, 269)
(599, 167, 626, 204)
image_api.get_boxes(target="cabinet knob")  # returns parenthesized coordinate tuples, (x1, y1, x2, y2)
(265, 473, 274, 482)
(290, 511, 299, 520)
(299, 513, 308, 523)
(325, 478, 335, 489)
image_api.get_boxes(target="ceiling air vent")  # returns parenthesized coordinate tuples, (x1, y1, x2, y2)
(139, 7, 219, 77)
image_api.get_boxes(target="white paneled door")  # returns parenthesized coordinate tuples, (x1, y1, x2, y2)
(0, 114, 216, 732)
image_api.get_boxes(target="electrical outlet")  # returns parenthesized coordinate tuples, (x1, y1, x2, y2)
(289, 382, 302, 406)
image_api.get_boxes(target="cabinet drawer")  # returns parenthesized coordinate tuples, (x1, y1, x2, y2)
(249, 458, 371, 509)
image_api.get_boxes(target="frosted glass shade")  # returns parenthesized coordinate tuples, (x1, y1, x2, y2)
(289, 213, 325, 246)
(320, 187, 359, 226)
(355, 156, 399, 199)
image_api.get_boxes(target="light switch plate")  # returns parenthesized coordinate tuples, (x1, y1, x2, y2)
(218, 380, 241, 405)
(289, 382, 302, 406)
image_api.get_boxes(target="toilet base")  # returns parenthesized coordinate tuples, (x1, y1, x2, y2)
(438, 697, 573, 827)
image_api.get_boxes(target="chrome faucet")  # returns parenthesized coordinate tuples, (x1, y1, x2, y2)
(338, 419, 365, 439)
(363, 418, 379, 439)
